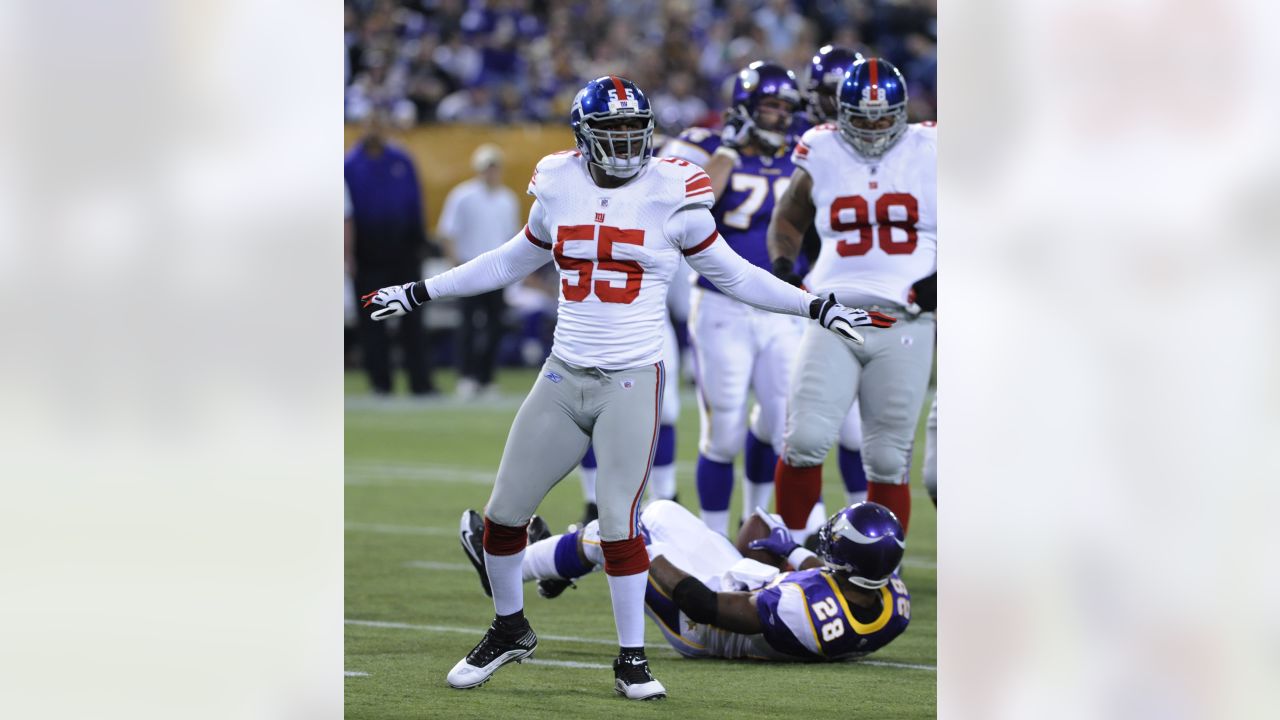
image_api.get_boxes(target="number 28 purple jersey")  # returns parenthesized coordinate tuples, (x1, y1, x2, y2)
(754, 567, 911, 661)
(660, 127, 806, 292)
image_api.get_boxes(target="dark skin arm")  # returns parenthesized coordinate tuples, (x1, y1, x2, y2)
(766, 167, 816, 264)
(647, 555, 764, 634)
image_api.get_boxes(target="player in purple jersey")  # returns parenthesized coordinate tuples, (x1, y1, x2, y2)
(464, 500, 911, 662)
(661, 62, 811, 538)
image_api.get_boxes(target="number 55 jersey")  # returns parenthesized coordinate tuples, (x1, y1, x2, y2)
(754, 567, 911, 661)
(794, 123, 936, 306)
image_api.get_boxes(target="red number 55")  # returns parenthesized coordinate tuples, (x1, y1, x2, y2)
(554, 224, 646, 304)
(831, 193, 919, 256)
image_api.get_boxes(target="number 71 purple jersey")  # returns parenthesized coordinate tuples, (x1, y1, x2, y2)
(754, 567, 911, 661)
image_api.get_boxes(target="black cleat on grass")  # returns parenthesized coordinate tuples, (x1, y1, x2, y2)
(459, 509, 491, 598)
(613, 650, 666, 700)
(446, 618, 538, 689)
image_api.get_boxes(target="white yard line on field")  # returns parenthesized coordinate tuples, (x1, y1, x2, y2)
(346, 522, 456, 536)
(345, 618, 935, 671)
(345, 671, 369, 677)
(525, 659, 611, 670)
(403, 561, 471, 571)
(344, 618, 642, 649)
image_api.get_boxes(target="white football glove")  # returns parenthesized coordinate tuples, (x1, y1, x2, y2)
(360, 281, 428, 321)
(811, 294, 897, 345)
(720, 107, 755, 151)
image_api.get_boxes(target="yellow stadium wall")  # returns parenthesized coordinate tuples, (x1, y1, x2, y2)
(344, 124, 576, 237)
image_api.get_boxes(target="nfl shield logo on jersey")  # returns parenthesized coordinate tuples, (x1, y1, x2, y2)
(620, 379, 634, 390)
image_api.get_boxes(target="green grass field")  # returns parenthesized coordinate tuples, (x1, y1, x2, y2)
(346, 368, 936, 719)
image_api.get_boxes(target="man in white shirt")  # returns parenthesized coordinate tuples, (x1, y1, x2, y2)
(436, 144, 521, 398)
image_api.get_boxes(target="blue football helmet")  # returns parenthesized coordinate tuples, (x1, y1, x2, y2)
(730, 61, 802, 153)
(805, 45, 864, 124)
(815, 502, 906, 589)
(838, 57, 909, 158)
(570, 75, 655, 179)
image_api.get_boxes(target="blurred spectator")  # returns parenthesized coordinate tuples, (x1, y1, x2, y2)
(342, 0, 936, 125)
(435, 144, 521, 398)
(653, 71, 709, 136)
(344, 109, 437, 396)
(437, 82, 497, 122)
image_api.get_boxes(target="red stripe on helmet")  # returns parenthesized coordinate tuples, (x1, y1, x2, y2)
(608, 75, 628, 101)
(868, 58, 879, 101)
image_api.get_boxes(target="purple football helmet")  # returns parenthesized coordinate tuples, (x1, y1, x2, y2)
(730, 61, 802, 152)
(570, 75, 655, 178)
(838, 57, 909, 158)
(815, 502, 906, 589)
(805, 45, 864, 123)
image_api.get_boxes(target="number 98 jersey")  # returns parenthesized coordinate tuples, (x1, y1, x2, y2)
(754, 567, 911, 660)
(794, 123, 936, 306)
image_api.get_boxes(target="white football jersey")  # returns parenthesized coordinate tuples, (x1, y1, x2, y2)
(526, 151, 717, 369)
(793, 123, 937, 306)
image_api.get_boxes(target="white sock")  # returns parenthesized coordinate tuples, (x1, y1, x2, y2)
(580, 467, 597, 503)
(740, 480, 774, 523)
(484, 550, 525, 616)
(648, 463, 677, 501)
(606, 570, 649, 648)
(522, 535, 563, 583)
(701, 509, 729, 538)
(845, 490, 868, 506)
(581, 521, 604, 566)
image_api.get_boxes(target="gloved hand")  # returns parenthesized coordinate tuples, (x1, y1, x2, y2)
(361, 281, 429, 321)
(747, 507, 800, 558)
(809, 294, 896, 345)
(720, 107, 755, 151)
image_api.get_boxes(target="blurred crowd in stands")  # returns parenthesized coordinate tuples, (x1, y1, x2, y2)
(344, 0, 938, 132)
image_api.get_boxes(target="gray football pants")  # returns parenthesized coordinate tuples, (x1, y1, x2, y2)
(485, 354, 665, 542)
(782, 308, 935, 485)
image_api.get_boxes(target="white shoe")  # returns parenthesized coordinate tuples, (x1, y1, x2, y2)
(446, 622, 537, 689)
(455, 377, 479, 400)
(613, 654, 666, 700)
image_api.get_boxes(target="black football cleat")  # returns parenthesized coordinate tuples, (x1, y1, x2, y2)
(446, 618, 537, 689)
(613, 651, 666, 700)
(459, 509, 491, 598)
(528, 514, 576, 599)
(580, 501, 599, 525)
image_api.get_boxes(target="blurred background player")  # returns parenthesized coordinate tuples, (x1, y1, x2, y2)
(923, 395, 937, 505)
(798, 45, 875, 515)
(436, 143, 521, 399)
(481, 500, 910, 662)
(344, 108, 436, 396)
(363, 75, 890, 699)
(661, 62, 808, 538)
(769, 58, 936, 543)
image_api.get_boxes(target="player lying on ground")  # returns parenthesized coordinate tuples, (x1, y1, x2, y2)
(362, 75, 897, 700)
(460, 500, 910, 661)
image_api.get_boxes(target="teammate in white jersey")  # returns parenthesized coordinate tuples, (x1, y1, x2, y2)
(362, 75, 896, 700)
(768, 58, 936, 542)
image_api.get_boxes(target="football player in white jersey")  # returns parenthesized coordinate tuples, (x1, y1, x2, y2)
(362, 75, 896, 700)
(767, 58, 936, 542)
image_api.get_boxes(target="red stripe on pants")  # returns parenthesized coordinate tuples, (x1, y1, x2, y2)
(627, 362, 663, 538)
